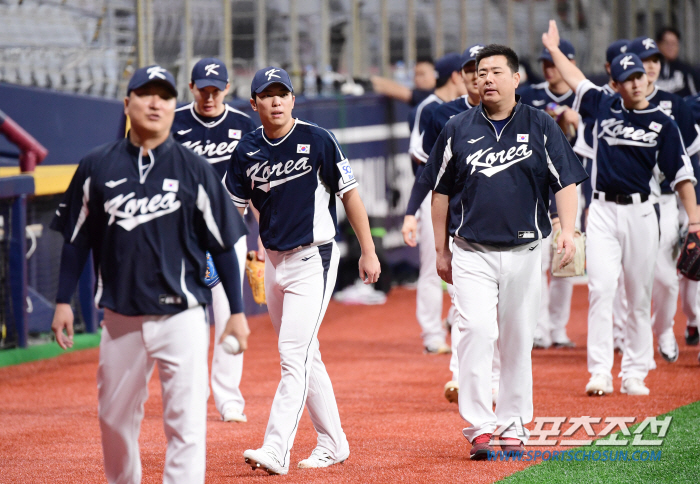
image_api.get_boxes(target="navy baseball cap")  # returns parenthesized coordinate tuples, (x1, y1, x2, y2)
(434, 53, 463, 81)
(191, 57, 228, 90)
(251, 67, 294, 96)
(610, 53, 646, 82)
(539, 39, 575, 62)
(628, 36, 662, 60)
(461, 44, 486, 68)
(606, 39, 629, 64)
(127, 65, 177, 97)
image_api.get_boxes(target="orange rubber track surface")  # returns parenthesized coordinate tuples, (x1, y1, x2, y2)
(1, 286, 699, 483)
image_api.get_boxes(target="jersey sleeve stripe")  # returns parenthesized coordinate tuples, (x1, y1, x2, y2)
(336, 180, 359, 198)
(685, 125, 700, 156)
(573, 79, 598, 113)
(222, 173, 250, 208)
(434, 137, 453, 189)
(544, 134, 563, 188)
(70, 177, 91, 243)
(196, 184, 226, 248)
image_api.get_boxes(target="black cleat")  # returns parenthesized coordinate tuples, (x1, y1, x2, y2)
(686, 326, 699, 346)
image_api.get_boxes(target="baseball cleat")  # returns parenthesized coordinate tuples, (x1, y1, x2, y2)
(222, 408, 247, 423)
(469, 433, 494, 460)
(243, 448, 288, 475)
(424, 342, 451, 354)
(620, 378, 650, 396)
(532, 336, 551, 349)
(298, 447, 350, 469)
(658, 341, 679, 363)
(585, 373, 613, 396)
(499, 437, 525, 453)
(552, 339, 576, 348)
(685, 326, 699, 346)
(444, 381, 459, 403)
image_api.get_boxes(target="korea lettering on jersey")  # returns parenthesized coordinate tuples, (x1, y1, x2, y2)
(420, 100, 588, 247)
(224, 119, 358, 252)
(172, 104, 257, 178)
(50, 137, 246, 316)
(573, 80, 695, 196)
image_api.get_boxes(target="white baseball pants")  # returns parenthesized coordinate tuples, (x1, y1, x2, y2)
(536, 233, 575, 345)
(651, 194, 681, 342)
(98, 306, 209, 484)
(452, 238, 541, 443)
(261, 241, 348, 467)
(449, 304, 501, 389)
(586, 198, 659, 382)
(210, 235, 248, 417)
(613, 271, 627, 349)
(417, 194, 449, 348)
(680, 277, 700, 328)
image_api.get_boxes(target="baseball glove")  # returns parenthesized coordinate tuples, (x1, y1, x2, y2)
(246, 251, 266, 305)
(551, 229, 586, 277)
(677, 232, 700, 281)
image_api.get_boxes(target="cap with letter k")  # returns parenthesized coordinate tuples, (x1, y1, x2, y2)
(251, 66, 294, 96)
(127, 64, 178, 97)
(191, 57, 229, 90)
(610, 53, 646, 82)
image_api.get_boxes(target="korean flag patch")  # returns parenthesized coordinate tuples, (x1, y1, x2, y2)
(228, 129, 241, 139)
(297, 144, 311, 154)
(163, 178, 179, 192)
(659, 100, 672, 110)
(649, 121, 662, 133)
(517, 134, 529, 143)
(336, 159, 355, 184)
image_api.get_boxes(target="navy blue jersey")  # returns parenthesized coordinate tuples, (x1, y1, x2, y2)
(172, 103, 257, 179)
(422, 95, 477, 158)
(224, 119, 358, 252)
(50, 136, 247, 316)
(519, 81, 575, 110)
(421, 99, 588, 246)
(409, 93, 443, 163)
(573, 83, 617, 159)
(573, 80, 695, 196)
(687, 93, 700, 123)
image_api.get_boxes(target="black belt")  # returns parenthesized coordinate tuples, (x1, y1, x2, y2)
(593, 192, 648, 205)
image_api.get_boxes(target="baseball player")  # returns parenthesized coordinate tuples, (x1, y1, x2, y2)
(543, 20, 699, 397)
(656, 27, 699, 97)
(423, 43, 587, 459)
(403, 53, 466, 354)
(50, 65, 250, 483)
(172, 57, 257, 423)
(625, 36, 700, 364)
(520, 39, 581, 349)
(684, 91, 700, 348)
(224, 67, 380, 475)
(403, 44, 501, 405)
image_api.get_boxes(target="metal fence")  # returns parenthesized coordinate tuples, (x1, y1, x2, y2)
(0, 0, 698, 101)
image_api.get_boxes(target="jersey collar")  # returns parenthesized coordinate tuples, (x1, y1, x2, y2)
(189, 102, 229, 128)
(544, 84, 573, 103)
(261, 118, 298, 146)
(645, 84, 659, 101)
(125, 134, 175, 157)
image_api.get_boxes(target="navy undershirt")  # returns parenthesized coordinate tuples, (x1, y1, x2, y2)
(488, 112, 514, 136)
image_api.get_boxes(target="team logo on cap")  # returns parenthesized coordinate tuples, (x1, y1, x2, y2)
(265, 68, 281, 81)
(297, 144, 310, 154)
(619, 55, 634, 70)
(517, 134, 529, 143)
(204, 64, 220, 76)
(147, 66, 167, 80)
(620, 45, 628, 53)
(469, 45, 484, 57)
(642, 38, 656, 50)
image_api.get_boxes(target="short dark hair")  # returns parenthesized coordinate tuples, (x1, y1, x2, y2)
(416, 56, 434, 66)
(476, 44, 519, 74)
(656, 26, 681, 43)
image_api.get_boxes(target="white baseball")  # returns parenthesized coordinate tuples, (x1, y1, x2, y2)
(222, 335, 242, 355)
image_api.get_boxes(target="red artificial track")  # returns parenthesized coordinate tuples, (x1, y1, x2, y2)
(2, 286, 699, 483)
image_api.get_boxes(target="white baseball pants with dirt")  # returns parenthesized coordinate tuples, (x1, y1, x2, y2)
(536, 232, 575, 344)
(210, 235, 248, 417)
(452, 238, 541, 444)
(99, 306, 209, 484)
(586, 197, 659, 382)
(417, 194, 449, 348)
(261, 241, 348, 468)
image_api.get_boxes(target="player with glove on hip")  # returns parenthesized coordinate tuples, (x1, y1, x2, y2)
(224, 67, 380, 475)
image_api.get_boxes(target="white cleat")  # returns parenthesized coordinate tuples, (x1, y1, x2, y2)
(243, 448, 288, 475)
(298, 447, 350, 469)
(222, 408, 247, 423)
(585, 373, 613, 396)
(620, 378, 650, 396)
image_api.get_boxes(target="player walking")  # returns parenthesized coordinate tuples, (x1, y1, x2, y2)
(543, 20, 699, 396)
(50, 65, 250, 483)
(225, 67, 380, 475)
(172, 57, 257, 423)
(684, 92, 700, 349)
(423, 44, 586, 459)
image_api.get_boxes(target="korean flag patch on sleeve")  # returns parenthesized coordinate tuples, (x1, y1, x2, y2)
(336, 159, 355, 184)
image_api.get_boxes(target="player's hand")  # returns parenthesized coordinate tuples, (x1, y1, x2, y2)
(219, 312, 250, 352)
(436, 250, 453, 284)
(359, 252, 381, 284)
(256, 236, 266, 261)
(51, 303, 75, 350)
(556, 229, 576, 269)
(542, 20, 560, 52)
(402, 215, 418, 247)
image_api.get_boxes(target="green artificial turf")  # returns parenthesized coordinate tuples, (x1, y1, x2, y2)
(0, 331, 101, 367)
(499, 400, 700, 483)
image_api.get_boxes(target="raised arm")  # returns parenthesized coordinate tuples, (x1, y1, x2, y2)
(542, 20, 587, 92)
(370, 76, 412, 103)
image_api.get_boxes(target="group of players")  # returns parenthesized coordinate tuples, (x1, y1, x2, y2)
(49, 18, 700, 481)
